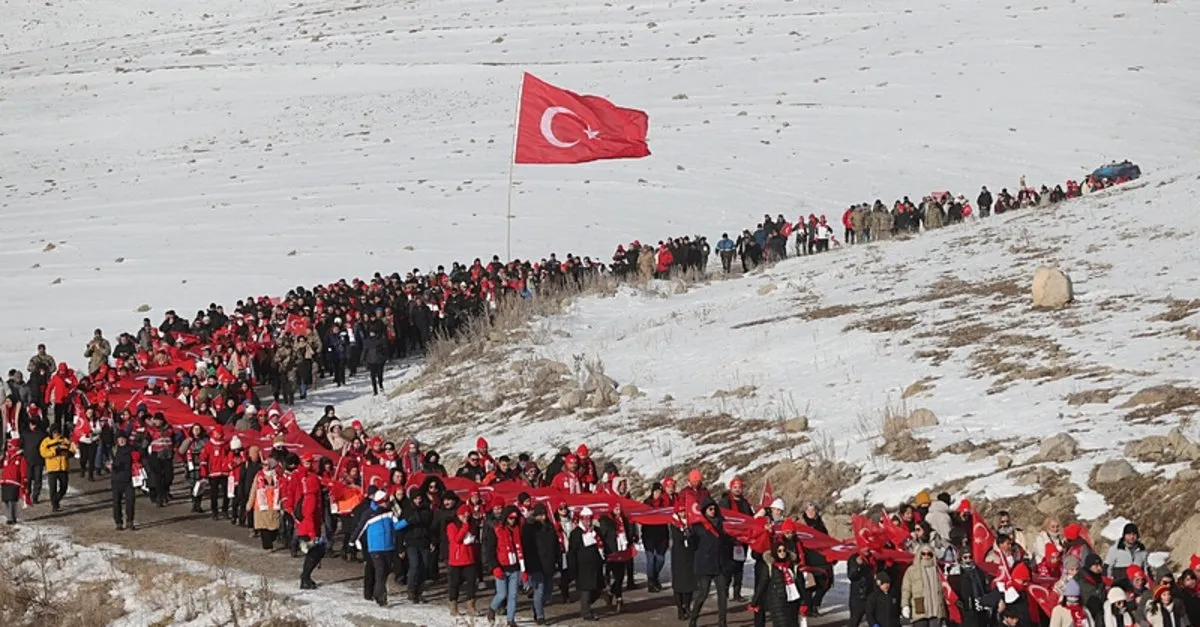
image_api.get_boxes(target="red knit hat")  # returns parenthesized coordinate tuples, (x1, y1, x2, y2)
(1064, 522, 1082, 541)
(1127, 565, 1147, 582)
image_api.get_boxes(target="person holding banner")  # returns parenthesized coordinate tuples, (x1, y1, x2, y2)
(484, 504, 527, 625)
(522, 503, 560, 624)
(446, 504, 481, 619)
(199, 426, 234, 519)
(246, 455, 283, 550)
(599, 502, 637, 614)
(688, 498, 735, 627)
(568, 507, 605, 622)
(108, 432, 138, 531)
(720, 477, 754, 603)
(749, 540, 809, 627)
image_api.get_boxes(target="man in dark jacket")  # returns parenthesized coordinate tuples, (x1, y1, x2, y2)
(977, 186, 993, 218)
(108, 432, 137, 530)
(402, 491, 434, 603)
(20, 419, 46, 504)
(719, 478, 754, 602)
(847, 552, 876, 626)
(641, 483, 671, 593)
(689, 498, 734, 627)
(1077, 552, 1108, 624)
(522, 504, 560, 624)
(362, 329, 388, 396)
(865, 572, 901, 627)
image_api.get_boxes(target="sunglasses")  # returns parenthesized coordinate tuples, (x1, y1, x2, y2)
(920, 552, 934, 557)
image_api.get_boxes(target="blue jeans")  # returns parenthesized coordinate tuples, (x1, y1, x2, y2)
(528, 572, 548, 619)
(646, 549, 666, 585)
(407, 546, 428, 595)
(490, 569, 520, 622)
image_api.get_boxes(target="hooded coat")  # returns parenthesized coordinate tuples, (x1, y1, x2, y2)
(690, 499, 734, 577)
(901, 544, 946, 619)
(670, 522, 698, 593)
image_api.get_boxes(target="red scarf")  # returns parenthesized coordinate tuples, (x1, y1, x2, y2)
(773, 559, 797, 589)
(1067, 602, 1089, 627)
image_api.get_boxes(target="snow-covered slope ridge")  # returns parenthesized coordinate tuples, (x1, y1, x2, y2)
(381, 166, 1200, 518)
(2, 0, 1197, 370)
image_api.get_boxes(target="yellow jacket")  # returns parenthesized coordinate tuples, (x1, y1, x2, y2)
(40, 436, 74, 473)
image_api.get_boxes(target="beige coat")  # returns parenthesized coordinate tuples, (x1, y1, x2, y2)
(246, 467, 282, 531)
(1050, 605, 1095, 627)
(900, 549, 946, 620)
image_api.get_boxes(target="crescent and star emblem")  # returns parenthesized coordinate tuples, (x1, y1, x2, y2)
(540, 106, 599, 148)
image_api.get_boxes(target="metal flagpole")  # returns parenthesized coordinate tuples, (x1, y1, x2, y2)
(506, 73, 525, 261)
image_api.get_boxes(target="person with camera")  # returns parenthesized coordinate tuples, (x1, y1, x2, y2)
(39, 424, 75, 512)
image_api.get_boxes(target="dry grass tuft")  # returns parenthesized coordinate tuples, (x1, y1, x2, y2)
(902, 378, 936, 399)
(1120, 385, 1200, 422)
(845, 312, 919, 333)
(1151, 298, 1200, 323)
(800, 303, 860, 320)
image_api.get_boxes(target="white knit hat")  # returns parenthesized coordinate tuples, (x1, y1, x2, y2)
(579, 507, 593, 518)
(770, 498, 785, 511)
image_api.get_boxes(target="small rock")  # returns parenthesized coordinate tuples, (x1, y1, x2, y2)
(583, 373, 618, 394)
(966, 449, 989, 462)
(906, 408, 939, 429)
(43, 242, 56, 252)
(51, 277, 62, 285)
(558, 389, 584, 411)
(1094, 458, 1136, 484)
(1037, 494, 1073, 515)
(661, 394, 675, 403)
(1031, 266, 1074, 309)
(1032, 432, 1079, 463)
(287, 249, 298, 257)
(114, 257, 125, 263)
(996, 455, 1013, 470)
(782, 416, 809, 433)
(618, 384, 641, 398)
(757, 283, 777, 295)
(136, 304, 151, 313)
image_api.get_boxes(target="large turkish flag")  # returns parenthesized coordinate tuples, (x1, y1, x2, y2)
(514, 73, 650, 164)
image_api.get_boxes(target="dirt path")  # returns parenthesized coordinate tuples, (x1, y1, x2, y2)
(24, 475, 850, 626)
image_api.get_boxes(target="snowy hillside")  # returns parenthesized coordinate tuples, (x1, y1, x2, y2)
(375, 167, 1200, 529)
(2, 0, 1198, 370)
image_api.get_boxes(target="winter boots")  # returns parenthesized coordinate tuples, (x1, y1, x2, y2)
(448, 600, 459, 617)
(299, 542, 325, 590)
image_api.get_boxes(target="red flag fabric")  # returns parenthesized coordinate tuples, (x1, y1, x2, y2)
(216, 365, 236, 385)
(1027, 578, 1060, 620)
(362, 463, 389, 491)
(285, 314, 309, 337)
(514, 73, 650, 165)
(880, 511, 911, 547)
(757, 480, 774, 513)
(939, 570, 963, 624)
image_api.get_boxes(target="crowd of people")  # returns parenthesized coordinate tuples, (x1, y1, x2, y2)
(0, 166, 1159, 627)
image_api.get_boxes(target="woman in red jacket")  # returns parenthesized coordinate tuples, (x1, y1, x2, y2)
(446, 504, 480, 618)
(2, 438, 30, 524)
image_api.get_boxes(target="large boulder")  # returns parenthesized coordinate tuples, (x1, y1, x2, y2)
(907, 408, 939, 429)
(1167, 513, 1200, 570)
(1037, 494, 1074, 516)
(1031, 266, 1074, 309)
(1031, 432, 1080, 463)
(1093, 458, 1137, 484)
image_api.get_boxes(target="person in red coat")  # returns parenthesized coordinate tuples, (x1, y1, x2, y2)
(552, 455, 582, 494)
(655, 245, 674, 278)
(199, 426, 234, 519)
(44, 363, 78, 434)
(293, 454, 323, 543)
(2, 438, 30, 524)
(574, 445, 598, 493)
(446, 504, 481, 617)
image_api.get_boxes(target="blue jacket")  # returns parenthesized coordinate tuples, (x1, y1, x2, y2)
(716, 238, 735, 252)
(354, 501, 410, 553)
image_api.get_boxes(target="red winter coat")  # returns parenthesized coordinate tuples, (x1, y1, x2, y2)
(199, 442, 234, 478)
(293, 469, 322, 539)
(576, 458, 598, 492)
(552, 471, 581, 494)
(447, 519, 480, 567)
(2, 448, 29, 504)
(842, 208, 854, 229)
(490, 521, 525, 570)
(655, 248, 674, 273)
(45, 372, 77, 405)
